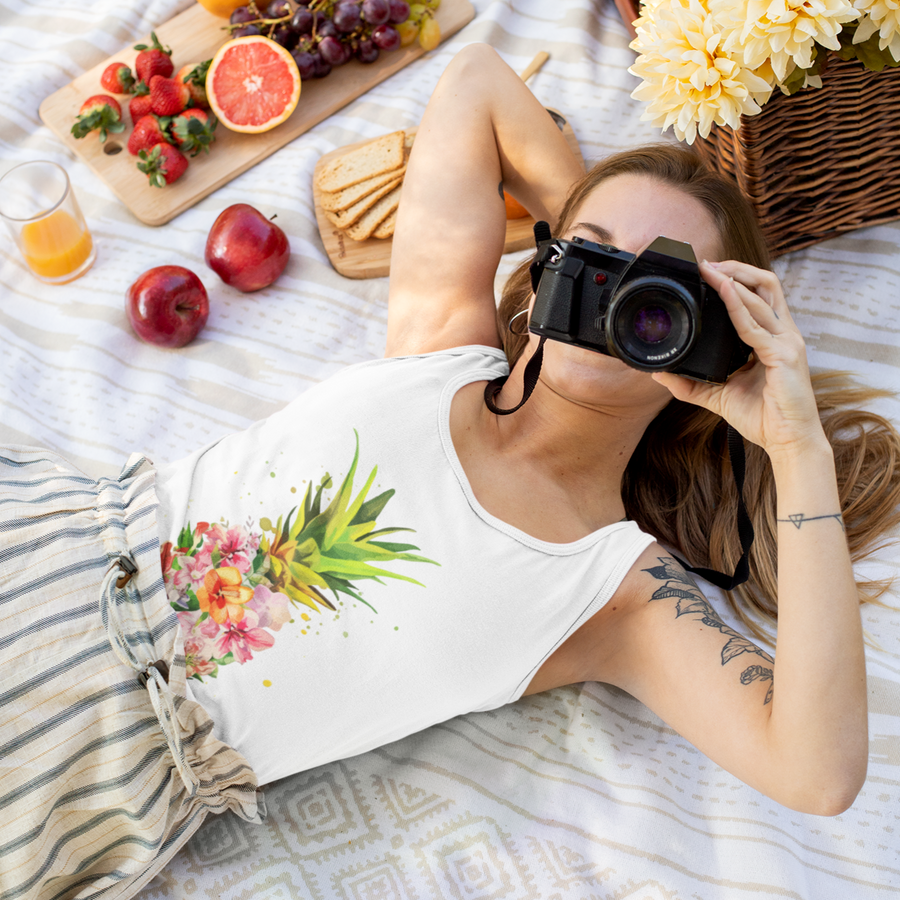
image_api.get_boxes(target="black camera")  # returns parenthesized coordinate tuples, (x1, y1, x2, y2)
(528, 228, 750, 384)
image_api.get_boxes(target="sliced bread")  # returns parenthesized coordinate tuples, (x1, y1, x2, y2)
(372, 208, 397, 240)
(345, 184, 402, 242)
(320, 165, 407, 213)
(324, 176, 404, 229)
(315, 130, 406, 193)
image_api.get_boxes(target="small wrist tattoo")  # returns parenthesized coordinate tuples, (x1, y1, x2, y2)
(777, 512, 845, 531)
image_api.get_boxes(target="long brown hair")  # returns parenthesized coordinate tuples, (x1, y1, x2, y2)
(498, 144, 900, 640)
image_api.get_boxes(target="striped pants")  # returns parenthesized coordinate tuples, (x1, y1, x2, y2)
(0, 448, 263, 900)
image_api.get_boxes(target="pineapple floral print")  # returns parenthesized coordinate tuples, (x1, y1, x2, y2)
(163, 433, 439, 681)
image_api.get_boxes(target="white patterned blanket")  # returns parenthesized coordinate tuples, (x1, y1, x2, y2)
(1, 1, 898, 897)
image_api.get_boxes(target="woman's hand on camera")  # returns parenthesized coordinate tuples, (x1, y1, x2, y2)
(651, 260, 827, 462)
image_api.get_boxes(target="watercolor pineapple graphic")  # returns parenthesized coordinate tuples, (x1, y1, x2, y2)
(163, 433, 438, 680)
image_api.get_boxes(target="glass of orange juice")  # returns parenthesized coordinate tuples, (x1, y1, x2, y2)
(0, 160, 96, 284)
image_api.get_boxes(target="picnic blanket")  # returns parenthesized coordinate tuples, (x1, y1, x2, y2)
(1, 0, 899, 897)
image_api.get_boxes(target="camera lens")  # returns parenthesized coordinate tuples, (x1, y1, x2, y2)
(607, 277, 698, 371)
(632, 305, 672, 344)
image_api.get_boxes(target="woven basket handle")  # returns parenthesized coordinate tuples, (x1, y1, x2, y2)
(613, 0, 641, 41)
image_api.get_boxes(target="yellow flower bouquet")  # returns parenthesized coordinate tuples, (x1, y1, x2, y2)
(615, 0, 900, 256)
(627, 0, 900, 143)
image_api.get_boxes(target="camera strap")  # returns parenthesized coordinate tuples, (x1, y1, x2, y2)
(484, 336, 547, 415)
(484, 221, 552, 416)
(673, 425, 754, 591)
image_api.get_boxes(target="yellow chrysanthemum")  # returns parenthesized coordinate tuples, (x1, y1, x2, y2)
(629, 0, 773, 143)
(854, 0, 900, 61)
(711, 0, 859, 82)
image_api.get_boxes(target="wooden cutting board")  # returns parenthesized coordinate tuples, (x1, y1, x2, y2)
(313, 110, 582, 279)
(39, 0, 475, 226)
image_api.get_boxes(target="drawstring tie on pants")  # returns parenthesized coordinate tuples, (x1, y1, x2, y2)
(100, 555, 198, 797)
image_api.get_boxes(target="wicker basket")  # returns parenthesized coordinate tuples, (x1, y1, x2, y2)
(616, 0, 900, 257)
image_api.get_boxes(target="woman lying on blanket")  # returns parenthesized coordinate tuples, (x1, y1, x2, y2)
(5, 43, 900, 900)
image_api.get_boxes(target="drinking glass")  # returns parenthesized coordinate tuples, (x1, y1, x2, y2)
(0, 160, 96, 284)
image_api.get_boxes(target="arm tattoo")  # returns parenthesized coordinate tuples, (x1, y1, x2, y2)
(777, 512, 845, 531)
(643, 556, 774, 705)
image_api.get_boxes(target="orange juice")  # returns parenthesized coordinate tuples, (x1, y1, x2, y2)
(20, 208, 94, 280)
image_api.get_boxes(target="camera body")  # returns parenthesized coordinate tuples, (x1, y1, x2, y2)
(528, 232, 750, 384)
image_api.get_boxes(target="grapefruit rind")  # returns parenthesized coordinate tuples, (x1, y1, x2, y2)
(206, 36, 301, 135)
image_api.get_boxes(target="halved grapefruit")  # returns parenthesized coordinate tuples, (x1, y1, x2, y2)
(206, 36, 301, 134)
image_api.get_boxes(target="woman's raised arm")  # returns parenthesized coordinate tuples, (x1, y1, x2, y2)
(385, 43, 583, 357)
(584, 263, 868, 814)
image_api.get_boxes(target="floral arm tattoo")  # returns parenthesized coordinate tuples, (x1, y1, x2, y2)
(643, 556, 774, 705)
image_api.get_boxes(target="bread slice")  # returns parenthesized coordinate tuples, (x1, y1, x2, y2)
(324, 176, 403, 229)
(315, 130, 406, 193)
(373, 209, 397, 240)
(320, 165, 407, 213)
(345, 184, 402, 242)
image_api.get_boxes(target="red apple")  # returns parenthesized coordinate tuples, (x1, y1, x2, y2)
(126, 265, 209, 348)
(205, 204, 290, 292)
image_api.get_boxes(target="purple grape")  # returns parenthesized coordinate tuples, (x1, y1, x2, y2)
(333, 2, 361, 33)
(316, 16, 338, 39)
(387, 0, 410, 23)
(291, 7, 314, 34)
(291, 48, 316, 78)
(312, 51, 332, 78)
(319, 35, 350, 66)
(230, 5, 256, 25)
(355, 37, 380, 63)
(267, 0, 291, 16)
(271, 23, 297, 49)
(371, 23, 400, 51)
(362, 0, 390, 26)
(232, 23, 262, 36)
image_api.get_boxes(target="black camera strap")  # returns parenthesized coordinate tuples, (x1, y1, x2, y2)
(673, 425, 754, 591)
(484, 336, 546, 415)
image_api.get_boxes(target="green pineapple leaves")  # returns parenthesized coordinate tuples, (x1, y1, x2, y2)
(260, 431, 438, 614)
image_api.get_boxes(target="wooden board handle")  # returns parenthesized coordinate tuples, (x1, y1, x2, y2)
(519, 51, 549, 83)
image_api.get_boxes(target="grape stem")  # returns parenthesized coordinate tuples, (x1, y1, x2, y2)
(223, 1, 421, 52)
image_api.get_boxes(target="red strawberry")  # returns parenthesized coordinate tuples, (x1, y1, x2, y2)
(149, 74, 190, 116)
(133, 32, 174, 84)
(137, 143, 188, 187)
(127, 114, 173, 156)
(71, 94, 125, 142)
(100, 62, 135, 94)
(175, 61, 211, 109)
(129, 91, 153, 123)
(171, 109, 217, 157)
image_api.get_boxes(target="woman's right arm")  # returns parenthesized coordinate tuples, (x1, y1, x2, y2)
(563, 264, 869, 815)
(385, 43, 584, 357)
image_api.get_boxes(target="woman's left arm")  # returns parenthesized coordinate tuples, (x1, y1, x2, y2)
(649, 261, 867, 812)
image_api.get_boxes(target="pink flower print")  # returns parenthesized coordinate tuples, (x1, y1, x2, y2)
(179, 554, 212, 591)
(247, 584, 292, 632)
(215, 608, 275, 665)
(197, 523, 259, 574)
(177, 610, 219, 678)
(162, 543, 191, 605)
(184, 635, 218, 679)
(198, 614, 221, 640)
(164, 568, 186, 606)
(165, 555, 206, 607)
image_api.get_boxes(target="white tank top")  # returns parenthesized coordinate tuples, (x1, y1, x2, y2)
(154, 346, 655, 785)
